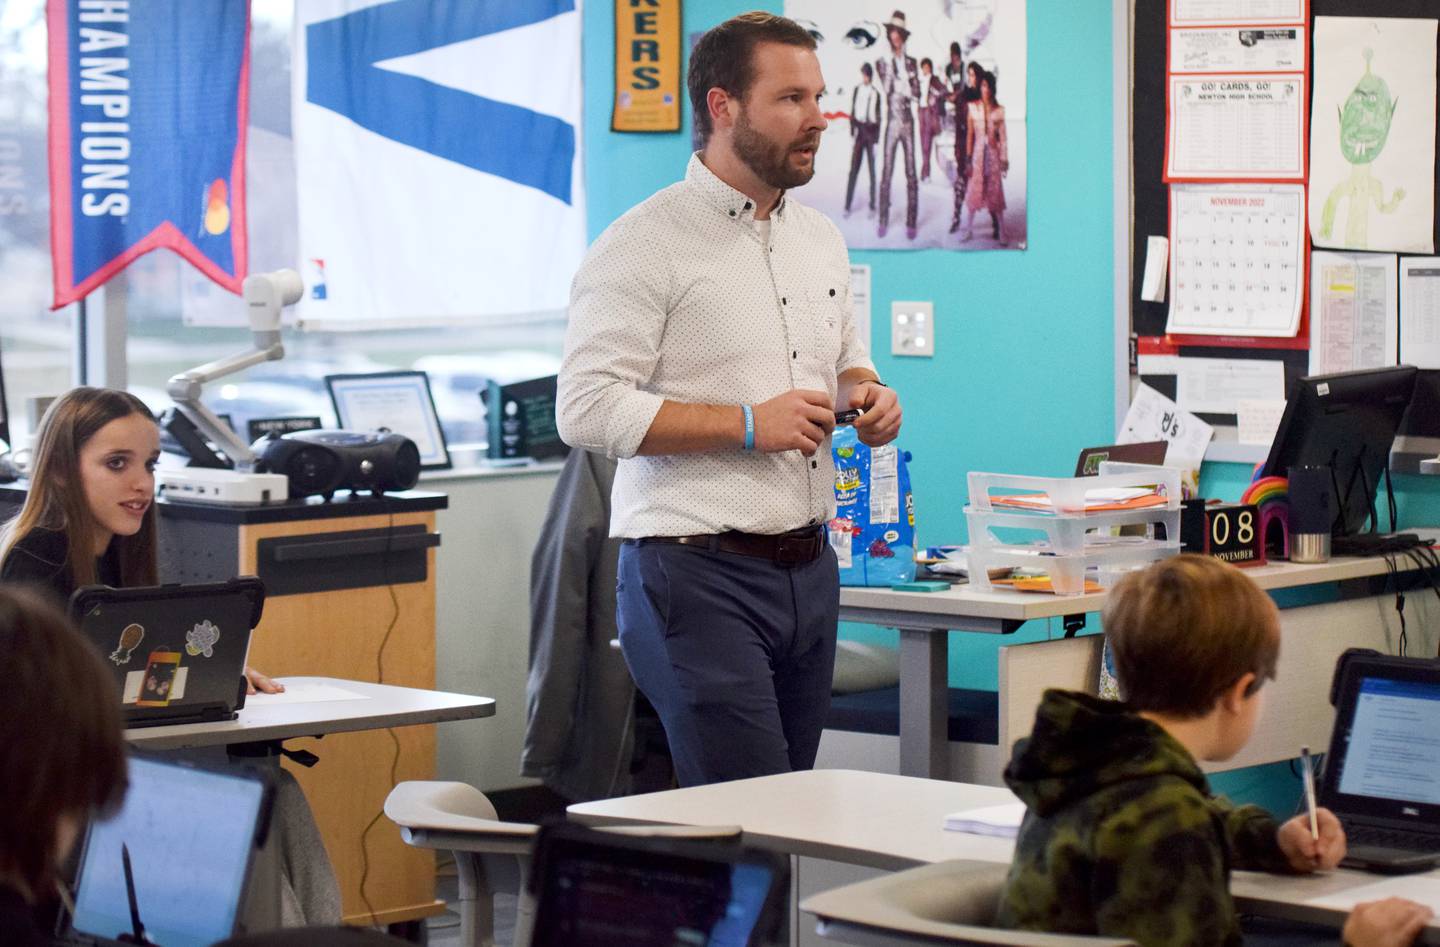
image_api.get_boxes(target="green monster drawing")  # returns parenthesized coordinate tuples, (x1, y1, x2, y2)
(1319, 48, 1403, 248)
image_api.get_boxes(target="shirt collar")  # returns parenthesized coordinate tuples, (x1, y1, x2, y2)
(686, 152, 786, 223)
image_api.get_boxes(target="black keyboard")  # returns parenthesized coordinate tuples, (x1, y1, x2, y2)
(1348, 824, 1440, 853)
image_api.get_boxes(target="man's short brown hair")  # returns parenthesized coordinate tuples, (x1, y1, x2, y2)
(687, 12, 817, 145)
(0, 587, 127, 897)
(1104, 555, 1279, 718)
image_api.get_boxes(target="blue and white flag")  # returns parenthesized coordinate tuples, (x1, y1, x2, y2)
(293, 0, 585, 329)
(48, 0, 251, 307)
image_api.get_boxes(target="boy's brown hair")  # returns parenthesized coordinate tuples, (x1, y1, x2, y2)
(0, 586, 127, 899)
(687, 12, 817, 145)
(1104, 554, 1279, 718)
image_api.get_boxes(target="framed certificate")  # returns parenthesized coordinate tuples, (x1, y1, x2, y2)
(325, 371, 451, 470)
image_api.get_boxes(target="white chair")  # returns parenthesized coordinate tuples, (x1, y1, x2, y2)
(802, 859, 1137, 947)
(384, 781, 742, 947)
(383, 781, 538, 947)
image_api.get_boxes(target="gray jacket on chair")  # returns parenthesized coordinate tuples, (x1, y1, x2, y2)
(521, 448, 634, 801)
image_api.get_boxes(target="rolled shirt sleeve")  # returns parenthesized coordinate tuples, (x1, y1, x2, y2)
(557, 217, 668, 460)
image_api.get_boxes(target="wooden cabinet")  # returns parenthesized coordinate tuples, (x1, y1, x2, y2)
(159, 492, 447, 926)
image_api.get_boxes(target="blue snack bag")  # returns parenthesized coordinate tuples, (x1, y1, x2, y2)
(829, 425, 916, 586)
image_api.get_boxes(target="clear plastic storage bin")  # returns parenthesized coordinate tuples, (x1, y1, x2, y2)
(965, 464, 1183, 596)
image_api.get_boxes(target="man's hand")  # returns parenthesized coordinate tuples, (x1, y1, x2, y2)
(1343, 898, 1433, 947)
(848, 382, 902, 447)
(754, 389, 834, 456)
(1277, 808, 1345, 872)
(244, 665, 285, 696)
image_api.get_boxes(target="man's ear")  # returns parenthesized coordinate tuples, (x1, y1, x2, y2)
(706, 87, 736, 135)
(1221, 673, 1258, 715)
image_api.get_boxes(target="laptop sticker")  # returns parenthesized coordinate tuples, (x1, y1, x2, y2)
(135, 649, 182, 707)
(123, 666, 188, 704)
(185, 620, 221, 658)
(110, 623, 145, 665)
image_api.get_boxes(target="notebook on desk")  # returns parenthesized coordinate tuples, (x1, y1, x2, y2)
(68, 578, 265, 728)
(56, 754, 273, 946)
(1319, 654, 1440, 874)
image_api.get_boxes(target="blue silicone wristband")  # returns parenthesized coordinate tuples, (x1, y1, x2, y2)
(742, 404, 755, 451)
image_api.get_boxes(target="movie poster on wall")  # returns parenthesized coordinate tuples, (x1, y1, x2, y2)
(783, 0, 1027, 250)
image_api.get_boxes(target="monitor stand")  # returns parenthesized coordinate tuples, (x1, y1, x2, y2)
(1332, 532, 1426, 557)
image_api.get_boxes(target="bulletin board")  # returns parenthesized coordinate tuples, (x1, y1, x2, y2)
(1125, 0, 1440, 468)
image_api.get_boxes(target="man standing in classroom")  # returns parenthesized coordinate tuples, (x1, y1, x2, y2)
(557, 12, 903, 787)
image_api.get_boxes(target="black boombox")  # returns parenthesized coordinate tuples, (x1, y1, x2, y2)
(254, 429, 421, 499)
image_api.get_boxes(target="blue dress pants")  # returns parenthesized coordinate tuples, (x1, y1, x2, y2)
(616, 539, 839, 787)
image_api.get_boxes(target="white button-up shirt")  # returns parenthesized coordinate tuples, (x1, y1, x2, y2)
(557, 154, 874, 539)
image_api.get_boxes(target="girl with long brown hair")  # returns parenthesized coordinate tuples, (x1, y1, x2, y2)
(0, 387, 159, 598)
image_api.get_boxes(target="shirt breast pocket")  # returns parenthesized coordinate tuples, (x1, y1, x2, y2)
(799, 284, 846, 371)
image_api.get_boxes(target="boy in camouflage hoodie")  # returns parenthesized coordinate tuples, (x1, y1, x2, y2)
(996, 555, 1433, 947)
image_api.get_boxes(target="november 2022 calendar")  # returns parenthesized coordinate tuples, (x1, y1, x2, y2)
(1167, 183, 1306, 337)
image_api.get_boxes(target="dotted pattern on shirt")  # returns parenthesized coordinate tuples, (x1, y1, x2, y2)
(558, 154, 875, 538)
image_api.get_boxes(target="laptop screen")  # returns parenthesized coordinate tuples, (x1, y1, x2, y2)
(528, 831, 786, 947)
(1336, 676, 1440, 805)
(68, 755, 268, 946)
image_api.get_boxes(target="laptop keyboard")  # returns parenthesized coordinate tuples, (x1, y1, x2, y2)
(1348, 825, 1440, 853)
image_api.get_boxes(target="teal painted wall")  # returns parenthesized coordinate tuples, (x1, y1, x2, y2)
(582, 0, 1117, 679)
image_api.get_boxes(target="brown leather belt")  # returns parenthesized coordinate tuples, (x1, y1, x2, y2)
(633, 525, 828, 566)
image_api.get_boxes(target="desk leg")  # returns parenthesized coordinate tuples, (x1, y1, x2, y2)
(898, 628, 948, 780)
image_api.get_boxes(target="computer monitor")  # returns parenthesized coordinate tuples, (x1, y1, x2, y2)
(1261, 366, 1418, 537)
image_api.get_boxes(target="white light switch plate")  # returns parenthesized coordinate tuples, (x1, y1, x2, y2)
(891, 301, 934, 357)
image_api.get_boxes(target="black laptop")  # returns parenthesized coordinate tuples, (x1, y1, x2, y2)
(525, 823, 789, 947)
(1319, 652, 1440, 874)
(57, 754, 274, 946)
(68, 578, 266, 728)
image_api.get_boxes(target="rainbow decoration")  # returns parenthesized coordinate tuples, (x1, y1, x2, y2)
(1242, 475, 1291, 560)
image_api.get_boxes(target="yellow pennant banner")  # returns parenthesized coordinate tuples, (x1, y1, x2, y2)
(612, 0, 682, 133)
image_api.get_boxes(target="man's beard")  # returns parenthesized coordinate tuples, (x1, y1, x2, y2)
(733, 108, 819, 190)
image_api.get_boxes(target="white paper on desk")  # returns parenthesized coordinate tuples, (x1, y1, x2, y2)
(1401, 257, 1440, 369)
(249, 681, 370, 705)
(1309, 17, 1437, 254)
(1120, 384, 1214, 488)
(1168, 185, 1305, 337)
(1170, 26, 1305, 74)
(1166, 76, 1306, 181)
(1170, 0, 1304, 27)
(1237, 399, 1287, 446)
(1310, 252, 1399, 374)
(1305, 876, 1440, 914)
(944, 801, 1025, 837)
(850, 264, 871, 352)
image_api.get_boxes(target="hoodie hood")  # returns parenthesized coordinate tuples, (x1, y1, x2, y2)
(1004, 689, 1208, 817)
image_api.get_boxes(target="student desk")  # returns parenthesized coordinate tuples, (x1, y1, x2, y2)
(126, 677, 495, 931)
(570, 769, 1440, 945)
(838, 551, 1440, 781)
(124, 676, 495, 752)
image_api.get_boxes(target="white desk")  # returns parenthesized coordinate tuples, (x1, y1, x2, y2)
(571, 769, 1018, 871)
(124, 676, 496, 750)
(570, 769, 1440, 943)
(125, 677, 496, 932)
(839, 554, 1437, 780)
